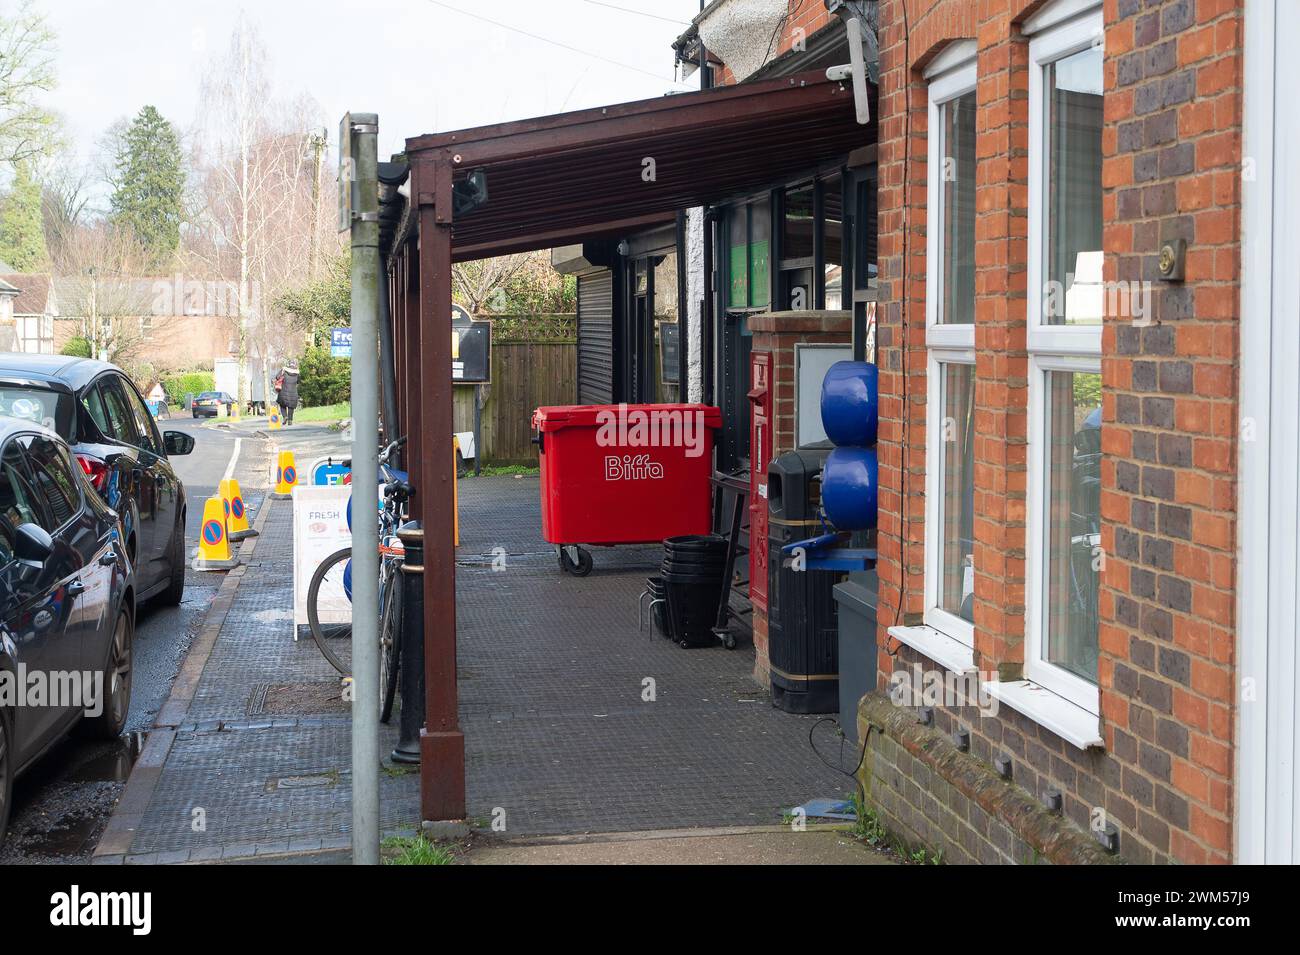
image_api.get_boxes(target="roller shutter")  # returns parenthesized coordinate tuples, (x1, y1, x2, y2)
(576, 270, 615, 404)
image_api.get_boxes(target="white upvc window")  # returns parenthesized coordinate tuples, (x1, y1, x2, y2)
(1022, 1, 1104, 715)
(922, 42, 978, 647)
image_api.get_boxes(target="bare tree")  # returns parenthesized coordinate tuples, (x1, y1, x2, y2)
(51, 221, 157, 367)
(0, 0, 59, 166)
(452, 253, 534, 313)
(37, 153, 92, 263)
(187, 14, 328, 407)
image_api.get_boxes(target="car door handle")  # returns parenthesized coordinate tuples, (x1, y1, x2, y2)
(99, 551, 118, 567)
(66, 578, 86, 596)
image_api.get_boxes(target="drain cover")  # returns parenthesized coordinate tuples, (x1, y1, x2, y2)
(248, 682, 349, 716)
(266, 772, 338, 792)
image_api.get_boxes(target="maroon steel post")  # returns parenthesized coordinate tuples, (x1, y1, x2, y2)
(414, 155, 465, 821)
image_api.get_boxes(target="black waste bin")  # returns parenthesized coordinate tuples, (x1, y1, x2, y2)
(767, 449, 842, 713)
(661, 535, 728, 647)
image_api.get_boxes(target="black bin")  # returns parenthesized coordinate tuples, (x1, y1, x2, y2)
(767, 449, 842, 713)
(661, 535, 727, 646)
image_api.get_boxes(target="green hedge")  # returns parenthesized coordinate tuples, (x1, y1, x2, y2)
(163, 372, 215, 403)
(297, 346, 350, 406)
(60, 336, 93, 358)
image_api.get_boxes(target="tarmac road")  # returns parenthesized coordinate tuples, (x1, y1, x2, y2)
(0, 416, 272, 864)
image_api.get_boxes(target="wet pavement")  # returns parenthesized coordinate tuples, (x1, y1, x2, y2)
(94, 468, 853, 864)
(0, 417, 271, 864)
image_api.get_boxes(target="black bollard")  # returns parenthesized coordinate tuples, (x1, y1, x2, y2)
(391, 522, 425, 764)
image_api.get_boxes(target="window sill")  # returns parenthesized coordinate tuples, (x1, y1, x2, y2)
(887, 625, 976, 675)
(983, 680, 1103, 750)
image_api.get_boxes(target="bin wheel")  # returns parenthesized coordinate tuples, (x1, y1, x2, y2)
(558, 546, 593, 577)
(679, 639, 691, 649)
(722, 633, 737, 650)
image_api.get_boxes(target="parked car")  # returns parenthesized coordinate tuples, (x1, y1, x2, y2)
(0, 417, 135, 843)
(191, 391, 236, 419)
(0, 356, 194, 608)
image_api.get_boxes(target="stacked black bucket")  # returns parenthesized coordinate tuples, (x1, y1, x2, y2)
(650, 534, 728, 647)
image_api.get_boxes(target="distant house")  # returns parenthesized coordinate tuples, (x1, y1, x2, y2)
(0, 276, 19, 351)
(50, 275, 239, 372)
(0, 273, 57, 354)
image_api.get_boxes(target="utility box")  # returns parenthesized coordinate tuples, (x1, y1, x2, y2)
(833, 571, 878, 747)
(767, 448, 841, 713)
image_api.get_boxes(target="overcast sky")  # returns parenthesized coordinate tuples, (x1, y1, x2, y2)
(37, 0, 704, 193)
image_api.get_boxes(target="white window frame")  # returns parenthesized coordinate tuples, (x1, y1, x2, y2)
(924, 351, 977, 646)
(924, 44, 977, 349)
(922, 45, 978, 646)
(1022, 0, 1104, 716)
(1025, 5, 1105, 356)
(1024, 353, 1103, 711)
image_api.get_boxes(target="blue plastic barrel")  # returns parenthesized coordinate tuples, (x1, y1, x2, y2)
(820, 361, 878, 448)
(821, 446, 878, 531)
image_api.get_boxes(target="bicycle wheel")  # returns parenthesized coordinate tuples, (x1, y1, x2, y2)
(307, 547, 354, 675)
(379, 567, 402, 723)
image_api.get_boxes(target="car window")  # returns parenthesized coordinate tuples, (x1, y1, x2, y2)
(0, 437, 47, 535)
(80, 384, 112, 438)
(0, 386, 73, 437)
(99, 377, 140, 446)
(120, 378, 161, 454)
(24, 435, 81, 529)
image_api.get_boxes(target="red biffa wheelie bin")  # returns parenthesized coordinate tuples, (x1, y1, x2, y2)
(532, 403, 722, 575)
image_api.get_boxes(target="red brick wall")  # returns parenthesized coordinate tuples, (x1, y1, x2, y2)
(868, 0, 1243, 863)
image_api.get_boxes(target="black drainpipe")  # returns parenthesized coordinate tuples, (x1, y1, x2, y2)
(378, 265, 399, 442)
(701, 206, 718, 406)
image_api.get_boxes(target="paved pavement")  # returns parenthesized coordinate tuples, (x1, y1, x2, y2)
(94, 460, 856, 864)
(456, 475, 851, 836)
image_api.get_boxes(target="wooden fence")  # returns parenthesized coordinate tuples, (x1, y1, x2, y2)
(453, 340, 576, 464)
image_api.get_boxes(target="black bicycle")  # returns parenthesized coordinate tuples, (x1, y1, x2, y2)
(306, 437, 410, 722)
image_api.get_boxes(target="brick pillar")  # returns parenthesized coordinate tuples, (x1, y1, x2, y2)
(748, 310, 852, 684)
(970, 16, 1031, 681)
(1097, 0, 1242, 865)
(874, 0, 934, 686)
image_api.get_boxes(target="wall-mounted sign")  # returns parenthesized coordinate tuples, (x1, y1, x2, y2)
(452, 304, 490, 383)
(660, 323, 680, 384)
(330, 327, 353, 358)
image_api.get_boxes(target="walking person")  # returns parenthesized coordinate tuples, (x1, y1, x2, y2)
(275, 360, 301, 426)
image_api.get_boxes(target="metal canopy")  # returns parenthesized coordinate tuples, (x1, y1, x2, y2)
(387, 67, 874, 825)
(401, 69, 872, 262)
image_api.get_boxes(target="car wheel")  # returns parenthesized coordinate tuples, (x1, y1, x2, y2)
(159, 514, 185, 607)
(84, 609, 132, 740)
(0, 706, 13, 845)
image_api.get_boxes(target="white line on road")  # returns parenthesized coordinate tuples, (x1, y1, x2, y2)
(223, 437, 242, 482)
